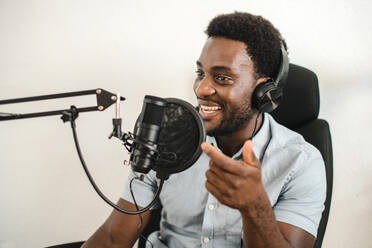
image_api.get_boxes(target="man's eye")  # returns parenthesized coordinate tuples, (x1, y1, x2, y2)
(215, 74, 232, 82)
(195, 70, 204, 77)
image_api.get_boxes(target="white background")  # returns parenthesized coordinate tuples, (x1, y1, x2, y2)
(0, 0, 371, 247)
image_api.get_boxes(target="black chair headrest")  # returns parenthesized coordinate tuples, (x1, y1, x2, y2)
(271, 64, 319, 129)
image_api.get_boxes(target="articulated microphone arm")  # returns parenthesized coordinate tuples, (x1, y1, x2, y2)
(0, 88, 125, 121)
(0, 89, 164, 215)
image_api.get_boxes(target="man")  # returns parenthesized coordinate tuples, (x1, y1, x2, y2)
(82, 12, 326, 248)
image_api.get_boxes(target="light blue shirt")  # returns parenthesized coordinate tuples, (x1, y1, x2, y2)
(122, 113, 326, 248)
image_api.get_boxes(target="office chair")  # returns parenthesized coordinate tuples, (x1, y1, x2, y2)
(47, 64, 333, 248)
(271, 63, 333, 248)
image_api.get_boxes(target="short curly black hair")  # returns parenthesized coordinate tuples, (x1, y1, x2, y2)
(206, 12, 287, 79)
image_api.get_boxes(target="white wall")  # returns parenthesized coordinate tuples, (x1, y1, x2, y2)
(0, 1, 371, 247)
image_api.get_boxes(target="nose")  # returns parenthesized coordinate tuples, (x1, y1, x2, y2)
(194, 76, 216, 98)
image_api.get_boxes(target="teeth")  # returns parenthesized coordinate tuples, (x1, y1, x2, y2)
(200, 105, 221, 111)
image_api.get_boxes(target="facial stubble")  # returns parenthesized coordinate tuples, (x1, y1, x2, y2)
(207, 98, 254, 137)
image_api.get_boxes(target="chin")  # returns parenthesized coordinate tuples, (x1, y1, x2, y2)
(205, 125, 223, 137)
(204, 121, 220, 136)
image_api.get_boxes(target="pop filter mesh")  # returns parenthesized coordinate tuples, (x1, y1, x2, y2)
(155, 99, 205, 174)
(132, 97, 205, 176)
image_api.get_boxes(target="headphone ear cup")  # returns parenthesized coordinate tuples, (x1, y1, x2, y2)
(252, 81, 283, 113)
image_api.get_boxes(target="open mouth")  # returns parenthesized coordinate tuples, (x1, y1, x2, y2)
(199, 104, 223, 119)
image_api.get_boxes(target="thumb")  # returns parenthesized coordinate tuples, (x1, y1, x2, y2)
(242, 140, 260, 168)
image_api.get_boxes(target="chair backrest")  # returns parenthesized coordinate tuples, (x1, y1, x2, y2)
(139, 64, 333, 248)
(271, 63, 333, 248)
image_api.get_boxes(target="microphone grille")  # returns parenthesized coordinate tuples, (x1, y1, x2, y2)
(142, 95, 167, 126)
(143, 103, 164, 125)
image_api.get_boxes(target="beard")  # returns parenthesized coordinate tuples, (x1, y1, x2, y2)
(207, 99, 254, 137)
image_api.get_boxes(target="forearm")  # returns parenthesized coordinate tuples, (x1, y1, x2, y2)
(81, 225, 114, 248)
(81, 199, 151, 248)
(82, 216, 142, 248)
(81, 224, 135, 248)
(240, 194, 292, 248)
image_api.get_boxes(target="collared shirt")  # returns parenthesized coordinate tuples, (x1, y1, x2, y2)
(122, 113, 326, 248)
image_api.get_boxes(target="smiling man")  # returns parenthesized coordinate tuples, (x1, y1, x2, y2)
(82, 12, 326, 248)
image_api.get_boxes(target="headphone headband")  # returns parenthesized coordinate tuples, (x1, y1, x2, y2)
(274, 44, 289, 87)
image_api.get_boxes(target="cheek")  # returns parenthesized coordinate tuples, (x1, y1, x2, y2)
(227, 84, 254, 105)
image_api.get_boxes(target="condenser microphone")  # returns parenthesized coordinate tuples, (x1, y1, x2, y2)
(129, 95, 206, 180)
(130, 96, 167, 174)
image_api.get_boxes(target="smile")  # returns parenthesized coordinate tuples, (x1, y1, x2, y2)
(199, 104, 222, 118)
(200, 105, 222, 112)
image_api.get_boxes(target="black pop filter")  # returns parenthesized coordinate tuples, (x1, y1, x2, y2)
(132, 96, 205, 179)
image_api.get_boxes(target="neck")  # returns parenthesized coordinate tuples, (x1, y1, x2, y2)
(215, 112, 263, 157)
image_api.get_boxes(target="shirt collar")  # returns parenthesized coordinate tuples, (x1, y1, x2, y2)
(206, 113, 271, 162)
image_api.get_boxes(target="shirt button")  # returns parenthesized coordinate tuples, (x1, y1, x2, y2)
(208, 204, 215, 210)
(203, 237, 210, 243)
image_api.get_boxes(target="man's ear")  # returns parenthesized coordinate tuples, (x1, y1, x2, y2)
(254, 77, 271, 88)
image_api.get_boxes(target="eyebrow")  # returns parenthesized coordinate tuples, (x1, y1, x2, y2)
(196, 61, 232, 72)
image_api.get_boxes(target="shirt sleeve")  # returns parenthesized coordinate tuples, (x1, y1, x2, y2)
(121, 169, 161, 210)
(273, 154, 327, 237)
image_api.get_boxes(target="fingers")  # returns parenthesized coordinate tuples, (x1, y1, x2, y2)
(201, 142, 238, 168)
(201, 141, 260, 172)
(201, 142, 245, 175)
(203, 141, 263, 209)
(205, 172, 233, 206)
(206, 165, 237, 190)
(207, 160, 239, 185)
(242, 140, 260, 168)
(205, 180, 228, 205)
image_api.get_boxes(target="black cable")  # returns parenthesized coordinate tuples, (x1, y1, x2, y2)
(70, 118, 164, 215)
(130, 177, 144, 229)
(0, 112, 18, 117)
(250, 111, 262, 139)
(139, 233, 154, 248)
(130, 177, 154, 248)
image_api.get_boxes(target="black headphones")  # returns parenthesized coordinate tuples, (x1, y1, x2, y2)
(251, 44, 289, 113)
